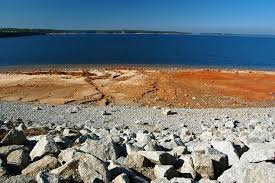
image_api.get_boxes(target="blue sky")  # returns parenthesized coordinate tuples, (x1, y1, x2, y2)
(0, 0, 275, 34)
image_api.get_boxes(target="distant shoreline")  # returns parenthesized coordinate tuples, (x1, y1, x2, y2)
(0, 64, 275, 73)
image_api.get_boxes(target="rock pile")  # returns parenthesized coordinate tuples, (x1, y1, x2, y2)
(0, 112, 274, 183)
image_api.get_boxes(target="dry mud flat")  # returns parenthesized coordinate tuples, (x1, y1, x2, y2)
(0, 68, 274, 108)
(0, 102, 274, 182)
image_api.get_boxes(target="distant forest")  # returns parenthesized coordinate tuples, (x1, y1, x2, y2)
(0, 28, 190, 38)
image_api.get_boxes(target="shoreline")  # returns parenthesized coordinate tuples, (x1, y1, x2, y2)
(1, 64, 275, 73)
(0, 67, 274, 108)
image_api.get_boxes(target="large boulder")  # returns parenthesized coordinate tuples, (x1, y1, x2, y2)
(217, 162, 248, 183)
(6, 149, 29, 173)
(80, 136, 120, 161)
(192, 148, 228, 179)
(240, 143, 275, 163)
(211, 140, 239, 166)
(192, 153, 215, 179)
(124, 153, 153, 168)
(0, 129, 26, 146)
(50, 159, 82, 182)
(241, 162, 275, 183)
(30, 135, 60, 161)
(179, 155, 196, 179)
(22, 156, 59, 177)
(78, 154, 111, 183)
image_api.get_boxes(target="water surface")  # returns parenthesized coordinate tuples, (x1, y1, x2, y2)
(0, 34, 275, 70)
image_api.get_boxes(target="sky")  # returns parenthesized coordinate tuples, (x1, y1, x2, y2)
(0, 0, 275, 34)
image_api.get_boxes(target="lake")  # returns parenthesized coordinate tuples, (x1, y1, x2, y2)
(0, 34, 275, 70)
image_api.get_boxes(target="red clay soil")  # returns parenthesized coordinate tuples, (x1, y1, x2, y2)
(0, 68, 274, 108)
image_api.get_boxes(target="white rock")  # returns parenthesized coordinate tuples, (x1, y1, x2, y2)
(241, 162, 275, 183)
(80, 136, 120, 161)
(240, 142, 275, 163)
(78, 154, 111, 183)
(179, 155, 196, 179)
(211, 140, 239, 166)
(30, 135, 60, 161)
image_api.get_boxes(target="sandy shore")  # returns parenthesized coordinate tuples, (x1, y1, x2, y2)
(0, 68, 274, 108)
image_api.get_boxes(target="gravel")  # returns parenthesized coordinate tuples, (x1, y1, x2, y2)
(0, 101, 274, 134)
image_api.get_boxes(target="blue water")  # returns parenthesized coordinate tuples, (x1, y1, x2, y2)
(0, 34, 275, 70)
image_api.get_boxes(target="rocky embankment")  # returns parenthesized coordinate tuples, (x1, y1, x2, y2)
(0, 102, 274, 182)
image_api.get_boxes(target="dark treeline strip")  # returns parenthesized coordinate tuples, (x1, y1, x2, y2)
(0, 28, 190, 38)
(0, 28, 63, 38)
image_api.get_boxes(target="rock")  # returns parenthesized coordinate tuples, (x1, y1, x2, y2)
(136, 151, 177, 165)
(69, 106, 80, 113)
(78, 154, 111, 183)
(125, 143, 143, 154)
(136, 131, 155, 143)
(108, 162, 136, 180)
(112, 173, 130, 183)
(3, 175, 35, 183)
(162, 109, 173, 115)
(6, 149, 29, 172)
(30, 135, 60, 161)
(192, 152, 215, 179)
(154, 165, 179, 180)
(192, 148, 228, 179)
(217, 162, 248, 183)
(211, 140, 239, 166)
(144, 141, 161, 151)
(224, 121, 236, 129)
(50, 159, 82, 182)
(33, 106, 42, 110)
(179, 155, 196, 179)
(0, 129, 26, 146)
(36, 171, 64, 183)
(124, 153, 153, 168)
(80, 136, 120, 161)
(58, 148, 85, 165)
(185, 140, 211, 153)
(159, 138, 184, 151)
(204, 148, 228, 177)
(62, 128, 81, 141)
(198, 131, 213, 141)
(241, 162, 275, 183)
(240, 143, 275, 163)
(101, 110, 111, 116)
(0, 145, 26, 159)
(0, 158, 7, 177)
(54, 135, 72, 149)
(22, 156, 59, 177)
